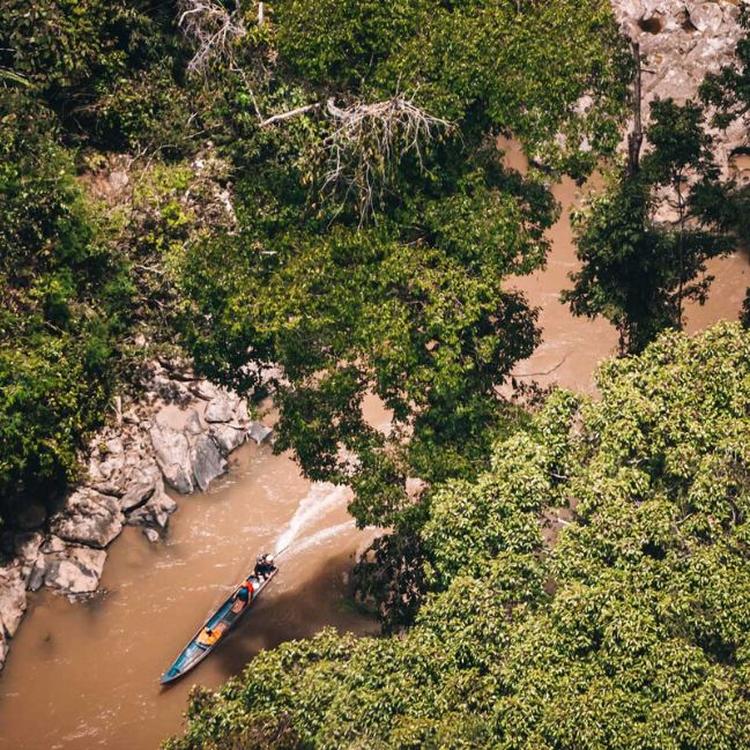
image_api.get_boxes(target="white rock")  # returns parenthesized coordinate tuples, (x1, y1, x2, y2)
(0, 567, 26, 637)
(211, 424, 246, 456)
(143, 528, 160, 544)
(42, 546, 107, 595)
(184, 409, 204, 436)
(189, 380, 220, 401)
(248, 422, 273, 445)
(690, 3, 725, 33)
(14, 532, 43, 585)
(205, 394, 237, 423)
(150, 423, 194, 494)
(49, 489, 124, 549)
(126, 487, 178, 530)
(119, 463, 161, 512)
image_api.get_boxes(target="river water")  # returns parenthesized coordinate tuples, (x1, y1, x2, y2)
(1, 158, 746, 749)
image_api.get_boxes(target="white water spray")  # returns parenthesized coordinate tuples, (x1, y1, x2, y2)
(274, 482, 352, 555)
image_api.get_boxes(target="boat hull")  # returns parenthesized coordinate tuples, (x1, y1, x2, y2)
(160, 568, 278, 684)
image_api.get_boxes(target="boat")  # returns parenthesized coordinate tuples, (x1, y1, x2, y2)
(160, 565, 279, 684)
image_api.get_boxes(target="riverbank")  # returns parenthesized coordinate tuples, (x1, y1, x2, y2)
(0, 357, 273, 673)
(0, 439, 380, 750)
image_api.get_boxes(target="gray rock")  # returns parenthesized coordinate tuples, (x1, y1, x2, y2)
(143, 528, 160, 543)
(205, 395, 236, 423)
(233, 399, 251, 427)
(0, 567, 26, 637)
(211, 424, 246, 456)
(27, 560, 46, 592)
(150, 423, 194, 494)
(42, 546, 107, 595)
(49, 489, 124, 549)
(185, 409, 204, 436)
(14, 503, 47, 531)
(14, 532, 43, 585)
(248, 422, 273, 445)
(0, 632, 7, 671)
(191, 435, 227, 491)
(189, 380, 220, 401)
(119, 464, 161, 512)
(41, 535, 67, 554)
(126, 487, 177, 530)
(104, 437, 124, 456)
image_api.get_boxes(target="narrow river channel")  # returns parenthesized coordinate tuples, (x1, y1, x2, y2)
(1, 161, 746, 749)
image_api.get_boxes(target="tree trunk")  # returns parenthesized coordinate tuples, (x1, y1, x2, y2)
(627, 42, 643, 177)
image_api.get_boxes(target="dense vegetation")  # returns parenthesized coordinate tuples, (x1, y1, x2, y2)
(167, 323, 750, 749)
(4, 3, 750, 747)
(176, 0, 630, 527)
(0, 1, 197, 522)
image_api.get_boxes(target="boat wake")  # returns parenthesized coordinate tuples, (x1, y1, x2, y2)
(274, 482, 352, 555)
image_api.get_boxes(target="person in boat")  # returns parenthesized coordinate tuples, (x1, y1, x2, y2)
(254, 553, 275, 579)
(231, 579, 254, 612)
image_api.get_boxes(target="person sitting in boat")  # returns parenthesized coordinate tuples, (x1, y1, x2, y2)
(254, 553, 275, 579)
(231, 580, 254, 613)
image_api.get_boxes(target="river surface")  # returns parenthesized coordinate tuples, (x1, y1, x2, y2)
(1, 152, 747, 750)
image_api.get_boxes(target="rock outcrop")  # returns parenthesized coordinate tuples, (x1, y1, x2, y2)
(613, 0, 749, 174)
(49, 489, 123, 549)
(150, 422, 195, 494)
(30, 538, 107, 596)
(0, 356, 275, 671)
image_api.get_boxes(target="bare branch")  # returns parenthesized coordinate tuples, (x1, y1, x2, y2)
(178, 0, 247, 76)
(259, 102, 322, 127)
(321, 96, 453, 222)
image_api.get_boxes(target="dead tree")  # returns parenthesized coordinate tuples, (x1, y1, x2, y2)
(178, 0, 247, 75)
(321, 96, 453, 221)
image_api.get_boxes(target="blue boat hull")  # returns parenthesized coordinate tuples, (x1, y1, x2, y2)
(160, 567, 278, 684)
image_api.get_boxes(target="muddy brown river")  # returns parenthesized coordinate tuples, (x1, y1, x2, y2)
(1, 157, 746, 749)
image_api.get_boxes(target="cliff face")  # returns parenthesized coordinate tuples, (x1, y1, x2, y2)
(613, 0, 749, 176)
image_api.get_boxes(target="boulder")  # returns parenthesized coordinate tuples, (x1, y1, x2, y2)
(191, 435, 227, 491)
(0, 632, 7, 671)
(50, 489, 123, 549)
(248, 422, 273, 445)
(150, 423, 194, 494)
(205, 394, 237, 423)
(185, 409, 204, 436)
(119, 464, 161, 512)
(189, 380, 220, 401)
(14, 532, 43, 585)
(211, 424, 246, 456)
(126, 487, 177, 530)
(0, 567, 26, 637)
(41, 545, 107, 595)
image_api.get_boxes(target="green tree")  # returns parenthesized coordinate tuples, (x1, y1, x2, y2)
(167, 323, 750, 750)
(0, 93, 132, 522)
(699, 5, 750, 325)
(564, 98, 731, 354)
(178, 0, 630, 527)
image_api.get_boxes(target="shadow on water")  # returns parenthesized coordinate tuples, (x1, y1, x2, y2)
(200, 549, 379, 683)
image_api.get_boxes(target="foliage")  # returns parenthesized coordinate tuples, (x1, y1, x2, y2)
(167, 323, 750, 750)
(178, 0, 630, 527)
(0, 94, 131, 520)
(699, 6, 750, 323)
(0, 0, 194, 153)
(564, 98, 731, 354)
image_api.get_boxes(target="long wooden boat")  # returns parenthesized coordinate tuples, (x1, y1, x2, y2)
(160, 566, 278, 685)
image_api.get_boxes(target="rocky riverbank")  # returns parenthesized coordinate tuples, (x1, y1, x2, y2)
(0, 359, 272, 671)
(614, 0, 749, 176)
